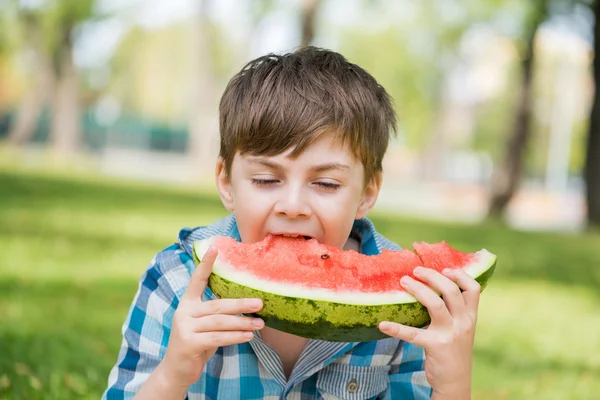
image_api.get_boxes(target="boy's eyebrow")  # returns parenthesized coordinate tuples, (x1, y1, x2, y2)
(311, 162, 351, 172)
(247, 158, 282, 170)
(247, 157, 351, 173)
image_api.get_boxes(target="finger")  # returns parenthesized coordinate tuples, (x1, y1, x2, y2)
(183, 246, 218, 301)
(193, 298, 263, 318)
(378, 321, 425, 347)
(401, 276, 453, 326)
(194, 330, 255, 349)
(413, 267, 465, 317)
(192, 314, 264, 332)
(443, 269, 481, 318)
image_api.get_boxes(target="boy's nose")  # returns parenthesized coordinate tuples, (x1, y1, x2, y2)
(273, 192, 311, 219)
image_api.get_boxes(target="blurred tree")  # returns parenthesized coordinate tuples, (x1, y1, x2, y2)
(487, 0, 550, 219)
(585, 0, 600, 228)
(2, 0, 96, 156)
(300, 0, 321, 47)
(46, 0, 95, 156)
(340, 0, 506, 173)
(4, 5, 54, 146)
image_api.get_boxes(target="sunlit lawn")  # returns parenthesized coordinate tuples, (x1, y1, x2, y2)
(1, 168, 599, 399)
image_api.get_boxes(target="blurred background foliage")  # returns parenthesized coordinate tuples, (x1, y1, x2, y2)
(1, 0, 600, 398)
(1, 0, 599, 229)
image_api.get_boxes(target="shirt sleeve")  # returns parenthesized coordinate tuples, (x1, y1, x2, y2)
(381, 341, 432, 399)
(102, 244, 185, 400)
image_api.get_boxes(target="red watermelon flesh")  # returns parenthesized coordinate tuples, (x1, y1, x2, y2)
(413, 241, 476, 272)
(211, 235, 476, 293)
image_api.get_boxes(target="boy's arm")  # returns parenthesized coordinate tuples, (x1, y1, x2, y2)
(102, 244, 264, 400)
(102, 247, 182, 400)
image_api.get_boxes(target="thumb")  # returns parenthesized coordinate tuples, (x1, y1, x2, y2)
(379, 321, 424, 347)
(183, 246, 218, 301)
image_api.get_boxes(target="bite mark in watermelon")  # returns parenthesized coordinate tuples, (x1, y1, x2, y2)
(192, 235, 497, 342)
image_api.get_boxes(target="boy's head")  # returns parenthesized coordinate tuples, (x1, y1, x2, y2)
(218, 46, 396, 186)
(215, 47, 397, 248)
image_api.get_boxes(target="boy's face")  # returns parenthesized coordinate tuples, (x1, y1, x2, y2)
(216, 132, 382, 249)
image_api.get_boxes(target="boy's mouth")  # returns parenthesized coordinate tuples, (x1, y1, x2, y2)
(271, 233, 313, 240)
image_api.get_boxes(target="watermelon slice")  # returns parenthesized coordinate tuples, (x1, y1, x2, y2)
(192, 235, 496, 342)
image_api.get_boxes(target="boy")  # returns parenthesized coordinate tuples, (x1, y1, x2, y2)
(103, 47, 481, 399)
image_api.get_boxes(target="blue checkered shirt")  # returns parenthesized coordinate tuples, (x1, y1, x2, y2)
(103, 214, 432, 399)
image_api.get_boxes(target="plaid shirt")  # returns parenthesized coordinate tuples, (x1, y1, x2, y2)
(103, 214, 432, 399)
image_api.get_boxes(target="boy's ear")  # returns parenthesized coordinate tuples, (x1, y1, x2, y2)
(215, 157, 235, 211)
(355, 172, 383, 220)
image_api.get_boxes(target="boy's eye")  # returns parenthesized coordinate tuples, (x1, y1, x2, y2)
(314, 181, 341, 190)
(251, 178, 279, 186)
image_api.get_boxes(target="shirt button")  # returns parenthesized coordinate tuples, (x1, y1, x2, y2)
(347, 378, 359, 393)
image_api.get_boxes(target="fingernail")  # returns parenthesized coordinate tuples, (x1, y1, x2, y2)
(243, 331, 254, 339)
(379, 321, 392, 331)
(401, 276, 412, 286)
(252, 318, 264, 327)
(443, 268, 452, 275)
(413, 267, 423, 275)
(246, 299, 263, 309)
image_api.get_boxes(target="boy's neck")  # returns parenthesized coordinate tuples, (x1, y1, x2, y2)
(343, 236, 360, 252)
(259, 326, 309, 379)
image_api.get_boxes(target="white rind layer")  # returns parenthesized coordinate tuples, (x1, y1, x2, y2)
(194, 238, 496, 306)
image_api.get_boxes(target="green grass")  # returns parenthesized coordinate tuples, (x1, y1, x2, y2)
(1, 168, 599, 399)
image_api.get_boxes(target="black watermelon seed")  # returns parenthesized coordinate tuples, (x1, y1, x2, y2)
(321, 254, 330, 259)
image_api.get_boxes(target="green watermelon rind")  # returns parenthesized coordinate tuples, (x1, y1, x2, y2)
(192, 238, 497, 342)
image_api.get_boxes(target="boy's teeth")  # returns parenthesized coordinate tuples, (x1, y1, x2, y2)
(282, 234, 299, 237)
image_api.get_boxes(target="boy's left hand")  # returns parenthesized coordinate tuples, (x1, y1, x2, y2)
(378, 267, 481, 398)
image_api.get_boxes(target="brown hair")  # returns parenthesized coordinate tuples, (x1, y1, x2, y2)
(218, 46, 396, 184)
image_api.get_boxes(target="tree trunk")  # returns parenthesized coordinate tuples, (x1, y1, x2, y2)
(6, 84, 44, 146)
(300, 0, 320, 47)
(49, 47, 80, 156)
(584, 0, 600, 229)
(487, 26, 539, 218)
(6, 27, 55, 146)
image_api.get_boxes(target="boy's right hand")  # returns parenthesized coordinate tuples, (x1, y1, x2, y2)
(160, 246, 264, 388)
